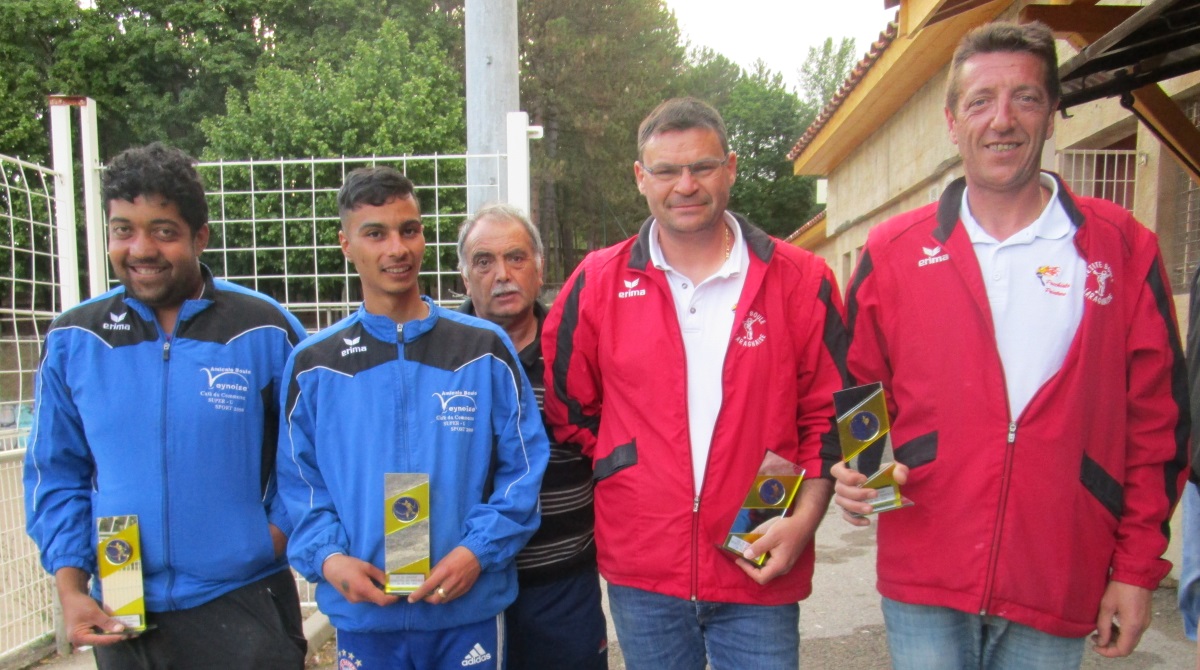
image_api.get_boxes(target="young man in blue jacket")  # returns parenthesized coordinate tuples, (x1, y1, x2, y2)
(277, 167, 548, 669)
(24, 143, 308, 668)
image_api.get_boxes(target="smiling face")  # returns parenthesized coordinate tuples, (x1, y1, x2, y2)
(634, 127, 737, 238)
(339, 195, 426, 320)
(107, 194, 208, 311)
(945, 51, 1055, 198)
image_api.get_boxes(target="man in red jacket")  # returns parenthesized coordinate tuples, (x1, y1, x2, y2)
(833, 21, 1188, 668)
(543, 97, 847, 668)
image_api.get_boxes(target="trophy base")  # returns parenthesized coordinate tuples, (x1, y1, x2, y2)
(384, 574, 426, 595)
(718, 534, 769, 566)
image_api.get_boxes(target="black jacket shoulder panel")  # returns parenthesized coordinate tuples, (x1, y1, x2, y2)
(49, 293, 157, 349)
(407, 317, 517, 375)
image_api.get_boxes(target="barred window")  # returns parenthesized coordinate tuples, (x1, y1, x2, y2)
(1172, 98, 1200, 292)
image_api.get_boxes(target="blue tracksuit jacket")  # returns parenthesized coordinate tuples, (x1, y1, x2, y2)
(278, 298, 547, 632)
(24, 268, 307, 611)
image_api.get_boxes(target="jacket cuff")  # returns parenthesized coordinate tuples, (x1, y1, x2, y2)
(45, 554, 93, 576)
(267, 503, 294, 537)
(459, 537, 493, 573)
(1110, 555, 1171, 591)
(311, 544, 348, 582)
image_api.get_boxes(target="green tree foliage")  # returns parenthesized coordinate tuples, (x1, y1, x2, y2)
(799, 37, 859, 114)
(520, 0, 684, 281)
(0, 0, 82, 161)
(202, 22, 464, 160)
(723, 62, 818, 239)
(0, 0, 462, 163)
(676, 47, 742, 112)
(199, 19, 466, 306)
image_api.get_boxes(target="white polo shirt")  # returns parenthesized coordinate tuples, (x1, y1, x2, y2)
(648, 213, 748, 492)
(960, 174, 1085, 419)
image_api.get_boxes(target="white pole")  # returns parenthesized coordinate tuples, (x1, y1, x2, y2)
(48, 97, 80, 309)
(465, 0, 519, 212)
(506, 112, 543, 215)
(79, 98, 107, 298)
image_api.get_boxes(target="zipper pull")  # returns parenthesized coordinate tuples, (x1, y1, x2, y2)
(162, 340, 171, 361)
(1007, 422, 1017, 444)
(693, 496, 700, 513)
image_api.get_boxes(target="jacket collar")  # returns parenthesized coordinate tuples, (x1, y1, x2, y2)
(627, 211, 775, 271)
(933, 172, 1084, 244)
(121, 263, 218, 326)
(457, 297, 547, 365)
(356, 295, 439, 343)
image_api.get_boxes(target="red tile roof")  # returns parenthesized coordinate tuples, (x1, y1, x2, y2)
(787, 16, 900, 162)
(784, 208, 826, 243)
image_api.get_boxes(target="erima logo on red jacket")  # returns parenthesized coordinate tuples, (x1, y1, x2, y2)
(618, 278, 647, 299)
(918, 245, 950, 267)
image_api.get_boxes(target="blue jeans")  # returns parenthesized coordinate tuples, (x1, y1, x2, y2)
(881, 598, 1085, 670)
(607, 583, 799, 670)
(1180, 482, 1200, 641)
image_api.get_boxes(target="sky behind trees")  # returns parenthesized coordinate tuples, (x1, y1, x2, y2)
(665, 0, 897, 92)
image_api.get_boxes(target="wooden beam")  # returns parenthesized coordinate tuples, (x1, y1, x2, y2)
(1018, 5, 1139, 45)
(900, 0, 949, 36)
(902, 0, 996, 35)
(1129, 84, 1200, 187)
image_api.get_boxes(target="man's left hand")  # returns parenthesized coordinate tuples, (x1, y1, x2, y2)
(1092, 580, 1152, 657)
(737, 478, 832, 584)
(408, 546, 481, 605)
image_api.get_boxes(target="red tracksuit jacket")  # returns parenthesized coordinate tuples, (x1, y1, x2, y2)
(543, 215, 848, 605)
(847, 174, 1189, 637)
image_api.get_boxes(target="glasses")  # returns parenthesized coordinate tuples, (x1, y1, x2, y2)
(639, 157, 729, 182)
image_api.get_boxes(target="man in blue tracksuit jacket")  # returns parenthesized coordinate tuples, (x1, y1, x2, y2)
(277, 167, 547, 669)
(24, 143, 308, 668)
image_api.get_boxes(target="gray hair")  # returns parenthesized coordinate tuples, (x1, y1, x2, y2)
(456, 203, 544, 272)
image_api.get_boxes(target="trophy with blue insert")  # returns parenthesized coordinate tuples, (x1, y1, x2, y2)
(834, 382, 912, 515)
(720, 451, 805, 566)
(97, 514, 148, 632)
(384, 473, 430, 594)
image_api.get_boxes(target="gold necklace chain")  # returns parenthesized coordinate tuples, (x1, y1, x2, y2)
(724, 224, 731, 261)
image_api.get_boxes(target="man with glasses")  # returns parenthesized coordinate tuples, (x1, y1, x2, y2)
(543, 97, 847, 668)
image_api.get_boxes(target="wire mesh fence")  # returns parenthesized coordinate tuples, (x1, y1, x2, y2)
(0, 154, 61, 663)
(0, 151, 500, 661)
(84, 154, 503, 330)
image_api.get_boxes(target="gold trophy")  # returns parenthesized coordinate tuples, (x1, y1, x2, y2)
(834, 382, 912, 515)
(96, 515, 147, 631)
(384, 473, 430, 594)
(720, 451, 805, 566)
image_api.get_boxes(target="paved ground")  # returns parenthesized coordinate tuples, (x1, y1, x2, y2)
(21, 505, 1197, 669)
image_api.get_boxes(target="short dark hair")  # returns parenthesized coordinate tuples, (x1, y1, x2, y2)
(102, 143, 208, 233)
(337, 167, 419, 220)
(637, 97, 729, 161)
(946, 20, 1060, 111)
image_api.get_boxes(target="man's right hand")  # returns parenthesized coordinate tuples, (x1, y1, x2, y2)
(321, 554, 401, 607)
(55, 567, 129, 647)
(831, 461, 908, 526)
